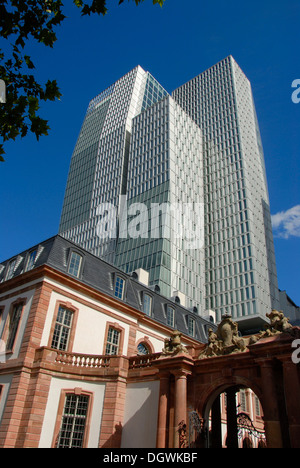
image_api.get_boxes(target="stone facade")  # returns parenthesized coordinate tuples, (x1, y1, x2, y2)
(0, 237, 300, 448)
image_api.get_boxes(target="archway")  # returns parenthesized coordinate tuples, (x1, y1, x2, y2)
(155, 315, 300, 449)
(204, 384, 266, 448)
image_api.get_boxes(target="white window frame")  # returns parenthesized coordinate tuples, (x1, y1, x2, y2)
(68, 251, 83, 278)
(143, 293, 152, 317)
(114, 275, 125, 300)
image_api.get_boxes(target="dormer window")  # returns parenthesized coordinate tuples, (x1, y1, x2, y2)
(6, 259, 16, 281)
(188, 316, 195, 337)
(68, 252, 82, 278)
(166, 305, 175, 328)
(114, 276, 125, 300)
(143, 293, 152, 316)
(25, 250, 37, 272)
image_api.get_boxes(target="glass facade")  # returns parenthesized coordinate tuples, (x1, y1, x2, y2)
(172, 56, 279, 325)
(115, 96, 204, 309)
(59, 58, 279, 327)
(59, 66, 168, 265)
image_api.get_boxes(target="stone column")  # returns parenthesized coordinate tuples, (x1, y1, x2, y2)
(259, 360, 283, 448)
(282, 358, 300, 448)
(173, 371, 188, 448)
(226, 387, 238, 448)
(156, 373, 170, 448)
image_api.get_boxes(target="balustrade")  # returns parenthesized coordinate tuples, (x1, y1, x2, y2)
(55, 351, 111, 369)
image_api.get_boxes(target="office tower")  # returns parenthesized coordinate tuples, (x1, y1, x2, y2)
(59, 67, 205, 310)
(59, 66, 168, 264)
(172, 56, 280, 330)
(115, 95, 205, 308)
(60, 57, 280, 329)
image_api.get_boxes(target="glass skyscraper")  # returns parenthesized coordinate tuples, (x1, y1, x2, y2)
(173, 56, 280, 330)
(59, 57, 280, 330)
(59, 66, 168, 264)
(115, 95, 204, 307)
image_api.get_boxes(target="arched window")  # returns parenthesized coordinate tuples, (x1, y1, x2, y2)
(25, 250, 37, 272)
(137, 342, 150, 355)
(166, 305, 175, 327)
(135, 337, 154, 355)
(6, 259, 17, 281)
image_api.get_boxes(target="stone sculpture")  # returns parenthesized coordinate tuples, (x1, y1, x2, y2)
(162, 330, 188, 356)
(264, 309, 293, 335)
(199, 314, 257, 359)
(198, 310, 292, 359)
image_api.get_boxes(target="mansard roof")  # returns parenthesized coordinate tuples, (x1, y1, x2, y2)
(0, 235, 215, 343)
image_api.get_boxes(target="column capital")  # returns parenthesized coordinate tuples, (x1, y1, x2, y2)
(172, 368, 192, 379)
(155, 352, 194, 377)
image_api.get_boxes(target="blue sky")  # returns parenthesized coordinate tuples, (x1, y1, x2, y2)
(0, 0, 299, 305)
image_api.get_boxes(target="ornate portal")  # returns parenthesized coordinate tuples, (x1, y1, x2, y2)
(199, 310, 293, 359)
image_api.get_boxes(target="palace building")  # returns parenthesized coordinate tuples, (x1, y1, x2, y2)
(0, 235, 299, 448)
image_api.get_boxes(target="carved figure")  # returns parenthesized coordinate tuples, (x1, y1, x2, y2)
(265, 309, 293, 335)
(178, 421, 187, 449)
(162, 330, 188, 356)
(205, 328, 220, 356)
(198, 309, 293, 359)
(199, 314, 259, 359)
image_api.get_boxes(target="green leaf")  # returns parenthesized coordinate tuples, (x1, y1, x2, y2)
(43, 80, 62, 101)
(0, 0, 167, 163)
(24, 55, 35, 69)
(28, 95, 40, 116)
(30, 115, 50, 139)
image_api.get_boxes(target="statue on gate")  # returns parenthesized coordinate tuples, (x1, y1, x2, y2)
(198, 310, 294, 359)
(264, 309, 293, 335)
(162, 330, 188, 356)
(199, 314, 258, 359)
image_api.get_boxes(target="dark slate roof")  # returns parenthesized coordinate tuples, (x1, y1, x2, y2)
(0, 235, 216, 343)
